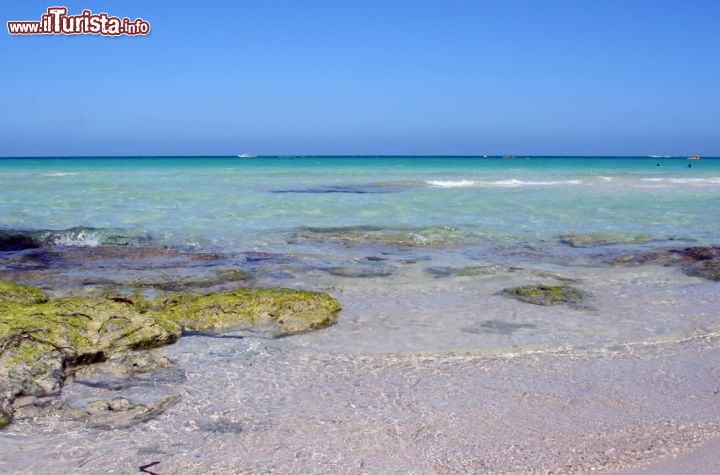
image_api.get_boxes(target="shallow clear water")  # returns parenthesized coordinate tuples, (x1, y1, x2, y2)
(2, 156, 719, 249)
(2, 156, 720, 352)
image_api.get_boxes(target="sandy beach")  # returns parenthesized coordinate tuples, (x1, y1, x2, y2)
(2, 327, 719, 473)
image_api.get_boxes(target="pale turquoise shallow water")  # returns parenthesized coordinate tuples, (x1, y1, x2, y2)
(1, 156, 719, 252)
(2, 156, 720, 352)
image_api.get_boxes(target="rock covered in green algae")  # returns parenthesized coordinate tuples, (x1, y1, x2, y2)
(0, 280, 49, 305)
(503, 284, 586, 307)
(1, 282, 341, 427)
(0, 297, 182, 363)
(158, 287, 341, 335)
(0, 290, 182, 427)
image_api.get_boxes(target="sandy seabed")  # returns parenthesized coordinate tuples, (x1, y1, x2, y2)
(1, 329, 719, 474)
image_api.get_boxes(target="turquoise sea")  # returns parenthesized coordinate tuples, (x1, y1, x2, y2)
(2, 156, 720, 352)
(1, 155, 719, 249)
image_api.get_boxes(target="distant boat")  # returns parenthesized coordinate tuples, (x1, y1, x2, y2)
(688, 155, 701, 160)
(237, 154, 256, 158)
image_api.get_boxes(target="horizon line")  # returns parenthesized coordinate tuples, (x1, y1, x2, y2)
(0, 154, 715, 159)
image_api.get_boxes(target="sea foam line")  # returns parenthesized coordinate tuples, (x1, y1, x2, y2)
(640, 177, 720, 184)
(41, 172, 79, 177)
(426, 179, 582, 188)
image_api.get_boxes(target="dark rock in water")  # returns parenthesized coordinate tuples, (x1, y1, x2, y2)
(0, 234, 42, 252)
(686, 268, 720, 281)
(365, 256, 389, 262)
(196, 418, 246, 434)
(243, 251, 292, 263)
(559, 232, 652, 247)
(425, 265, 521, 278)
(325, 266, 393, 278)
(425, 266, 455, 277)
(273, 185, 399, 194)
(303, 225, 384, 234)
(138, 268, 252, 292)
(64, 394, 179, 430)
(462, 320, 537, 335)
(672, 246, 720, 261)
(615, 246, 720, 282)
(290, 225, 465, 248)
(503, 284, 586, 307)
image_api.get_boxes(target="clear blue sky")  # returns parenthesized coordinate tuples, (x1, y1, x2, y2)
(1, 0, 718, 156)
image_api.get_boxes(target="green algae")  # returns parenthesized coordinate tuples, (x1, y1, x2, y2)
(161, 287, 342, 335)
(0, 297, 182, 363)
(0, 281, 342, 427)
(503, 284, 586, 307)
(0, 280, 48, 305)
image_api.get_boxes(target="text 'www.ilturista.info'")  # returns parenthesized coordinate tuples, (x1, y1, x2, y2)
(7, 7, 150, 36)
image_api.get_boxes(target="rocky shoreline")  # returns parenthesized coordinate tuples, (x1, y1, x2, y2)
(0, 279, 340, 428)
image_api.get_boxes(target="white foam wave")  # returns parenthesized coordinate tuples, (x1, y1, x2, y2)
(488, 179, 582, 186)
(49, 230, 101, 247)
(668, 178, 720, 184)
(640, 177, 720, 184)
(41, 172, 78, 177)
(426, 179, 582, 188)
(426, 180, 477, 188)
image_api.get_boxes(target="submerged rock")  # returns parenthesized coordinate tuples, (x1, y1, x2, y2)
(614, 246, 720, 282)
(0, 293, 183, 426)
(119, 268, 253, 292)
(159, 287, 341, 335)
(462, 320, 537, 335)
(0, 234, 42, 252)
(324, 266, 392, 278)
(290, 225, 466, 247)
(0, 281, 341, 427)
(64, 394, 179, 430)
(503, 284, 586, 307)
(425, 265, 521, 278)
(0, 227, 150, 249)
(559, 232, 652, 247)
